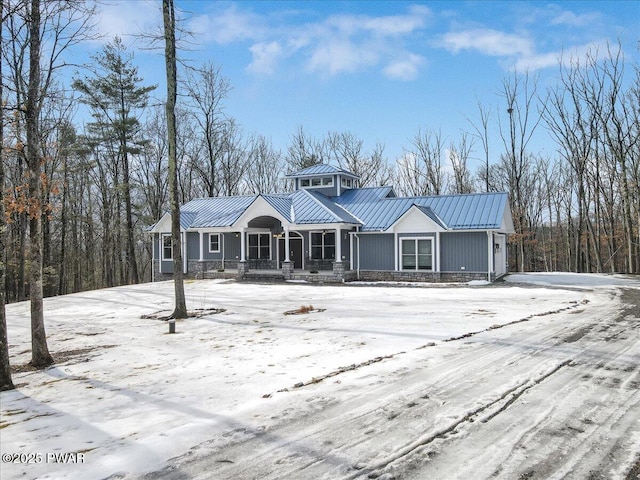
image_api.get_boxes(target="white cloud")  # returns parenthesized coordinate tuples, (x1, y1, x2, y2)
(189, 4, 264, 44)
(514, 39, 610, 71)
(90, 0, 160, 45)
(247, 41, 283, 75)
(439, 29, 533, 57)
(196, 3, 430, 80)
(326, 4, 431, 36)
(307, 39, 380, 75)
(438, 28, 609, 72)
(513, 51, 559, 71)
(547, 6, 601, 27)
(383, 54, 426, 81)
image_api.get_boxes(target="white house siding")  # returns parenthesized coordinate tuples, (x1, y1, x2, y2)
(494, 233, 508, 277)
(392, 207, 444, 234)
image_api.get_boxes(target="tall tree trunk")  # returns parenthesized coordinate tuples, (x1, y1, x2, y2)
(163, 0, 187, 318)
(26, 0, 53, 368)
(0, 0, 15, 391)
(122, 151, 139, 284)
(58, 152, 68, 295)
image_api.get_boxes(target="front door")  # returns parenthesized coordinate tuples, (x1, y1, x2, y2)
(279, 237, 303, 269)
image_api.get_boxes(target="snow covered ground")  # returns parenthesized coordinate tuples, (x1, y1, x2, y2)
(1, 273, 639, 480)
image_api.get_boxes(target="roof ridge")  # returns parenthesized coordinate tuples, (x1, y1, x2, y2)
(300, 189, 342, 222)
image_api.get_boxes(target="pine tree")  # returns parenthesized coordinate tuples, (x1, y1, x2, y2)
(73, 38, 156, 285)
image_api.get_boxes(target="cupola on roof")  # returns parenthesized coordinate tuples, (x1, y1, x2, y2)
(285, 164, 360, 179)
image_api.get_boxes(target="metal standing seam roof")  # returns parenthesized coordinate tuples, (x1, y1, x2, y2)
(163, 189, 509, 233)
(285, 164, 360, 178)
(181, 196, 257, 228)
(336, 191, 510, 231)
(290, 189, 359, 224)
(261, 194, 293, 222)
(413, 193, 507, 229)
(304, 190, 361, 224)
(179, 211, 199, 230)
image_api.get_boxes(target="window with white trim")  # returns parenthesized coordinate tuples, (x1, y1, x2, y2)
(300, 177, 333, 188)
(161, 234, 172, 261)
(401, 238, 433, 270)
(209, 233, 220, 253)
(310, 232, 335, 260)
(248, 233, 271, 259)
(341, 177, 353, 188)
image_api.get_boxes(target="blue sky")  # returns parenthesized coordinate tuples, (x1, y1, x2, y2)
(87, 0, 639, 169)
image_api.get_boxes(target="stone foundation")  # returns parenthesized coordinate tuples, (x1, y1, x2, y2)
(153, 259, 496, 284)
(354, 270, 494, 283)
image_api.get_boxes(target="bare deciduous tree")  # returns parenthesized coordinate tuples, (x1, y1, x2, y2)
(0, 0, 15, 390)
(163, 0, 186, 318)
(246, 135, 284, 194)
(183, 62, 231, 197)
(499, 71, 541, 272)
(448, 132, 475, 194)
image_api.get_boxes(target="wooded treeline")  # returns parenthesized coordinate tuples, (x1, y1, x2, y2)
(2, 5, 639, 308)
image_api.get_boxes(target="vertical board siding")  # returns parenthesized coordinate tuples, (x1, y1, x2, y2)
(440, 232, 488, 272)
(187, 232, 199, 260)
(359, 234, 395, 270)
(225, 233, 242, 261)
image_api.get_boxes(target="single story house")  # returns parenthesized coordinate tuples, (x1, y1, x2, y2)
(148, 164, 515, 283)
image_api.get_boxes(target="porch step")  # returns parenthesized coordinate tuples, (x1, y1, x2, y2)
(244, 271, 285, 281)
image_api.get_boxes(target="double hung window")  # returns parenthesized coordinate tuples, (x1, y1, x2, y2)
(248, 233, 271, 259)
(162, 234, 172, 260)
(209, 234, 220, 253)
(401, 238, 433, 270)
(310, 232, 335, 260)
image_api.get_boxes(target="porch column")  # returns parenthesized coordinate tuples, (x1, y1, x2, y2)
(435, 231, 440, 272)
(240, 227, 246, 261)
(237, 228, 248, 280)
(335, 227, 342, 262)
(199, 231, 204, 261)
(487, 231, 494, 282)
(158, 234, 163, 274)
(284, 226, 290, 262)
(182, 232, 187, 274)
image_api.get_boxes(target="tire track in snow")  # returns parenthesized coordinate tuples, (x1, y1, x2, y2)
(347, 359, 574, 479)
(143, 289, 634, 480)
(270, 300, 586, 396)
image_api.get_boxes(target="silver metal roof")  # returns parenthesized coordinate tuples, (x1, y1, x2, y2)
(182, 196, 256, 228)
(336, 191, 510, 231)
(262, 194, 293, 222)
(285, 163, 360, 178)
(159, 186, 511, 233)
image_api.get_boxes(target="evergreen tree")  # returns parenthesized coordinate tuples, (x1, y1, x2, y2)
(73, 38, 156, 285)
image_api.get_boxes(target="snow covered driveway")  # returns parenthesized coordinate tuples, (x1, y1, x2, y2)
(1, 273, 639, 479)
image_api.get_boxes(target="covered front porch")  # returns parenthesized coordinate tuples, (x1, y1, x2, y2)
(187, 211, 354, 281)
